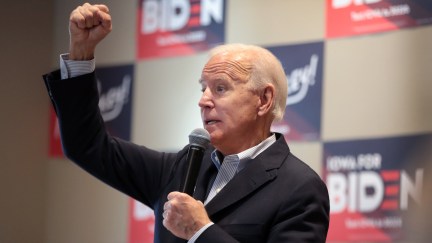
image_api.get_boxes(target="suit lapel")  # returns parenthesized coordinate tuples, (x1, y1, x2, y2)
(205, 134, 290, 216)
(192, 150, 215, 201)
(205, 158, 277, 216)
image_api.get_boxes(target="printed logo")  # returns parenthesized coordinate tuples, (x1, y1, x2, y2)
(326, 0, 432, 38)
(141, 0, 224, 36)
(98, 75, 132, 122)
(324, 134, 432, 241)
(137, 0, 226, 59)
(48, 64, 134, 157)
(268, 42, 324, 141)
(327, 153, 423, 214)
(286, 54, 319, 106)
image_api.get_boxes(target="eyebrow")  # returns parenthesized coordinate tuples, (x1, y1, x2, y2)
(199, 79, 209, 87)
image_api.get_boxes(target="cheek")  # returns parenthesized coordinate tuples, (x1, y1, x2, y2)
(223, 107, 256, 130)
(217, 93, 259, 122)
(236, 99, 260, 119)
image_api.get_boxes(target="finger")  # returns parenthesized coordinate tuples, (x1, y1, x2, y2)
(87, 9, 100, 28)
(94, 4, 110, 13)
(162, 216, 170, 229)
(162, 210, 169, 219)
(169, 191, 193, 201)
(91, 5, 110, 27)
(70, 8, 86, 29)
(95, 10, 112, 30)
(76, 6, 93, 29)
(167, 191, 181, 200)
(163, 201, 171, 211)
(77, 4, 104, 28)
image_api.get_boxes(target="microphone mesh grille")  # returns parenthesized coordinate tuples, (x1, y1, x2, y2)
(189, 128, 210, 149)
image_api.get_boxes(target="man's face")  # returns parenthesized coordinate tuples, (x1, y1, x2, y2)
(199, 52, 262, 155)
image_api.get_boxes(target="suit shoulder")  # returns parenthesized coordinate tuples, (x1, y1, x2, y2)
(279, 152, 327, 191)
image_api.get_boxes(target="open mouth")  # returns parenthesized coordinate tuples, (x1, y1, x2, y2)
(205, 120, 218, 125)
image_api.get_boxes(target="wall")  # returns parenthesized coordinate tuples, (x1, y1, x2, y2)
(44, 1, 135, 242)
(0, 1, 53, 243)
(1, 0, 430, 242)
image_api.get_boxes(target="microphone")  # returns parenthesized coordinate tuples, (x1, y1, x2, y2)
(181, 128, 210, 196)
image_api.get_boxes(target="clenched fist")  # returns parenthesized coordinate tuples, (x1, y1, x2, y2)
(163, 192, 212, 240)
(69, 3, 112, 60)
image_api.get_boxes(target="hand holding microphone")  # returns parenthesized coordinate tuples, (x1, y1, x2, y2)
(163, 128, 212, 240)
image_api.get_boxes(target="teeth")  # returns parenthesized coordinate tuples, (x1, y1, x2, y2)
(207, 121, 216, 125)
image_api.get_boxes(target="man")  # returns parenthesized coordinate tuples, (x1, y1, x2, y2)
(43, 3, 329, 243)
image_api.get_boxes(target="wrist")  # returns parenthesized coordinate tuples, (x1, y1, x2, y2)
(187, 222, 214, 242)
(69, 42, 95, 60)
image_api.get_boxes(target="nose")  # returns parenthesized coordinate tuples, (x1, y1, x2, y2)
(198, 87, 213, 109)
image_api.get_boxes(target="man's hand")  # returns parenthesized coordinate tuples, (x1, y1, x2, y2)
(69, 3, 112, 60)
(163, 192, 212, 240)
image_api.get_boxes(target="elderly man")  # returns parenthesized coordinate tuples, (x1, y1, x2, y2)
(43, 3, 329, 243)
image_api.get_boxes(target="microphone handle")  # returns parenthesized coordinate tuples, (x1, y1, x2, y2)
(182, 145, 205, 196)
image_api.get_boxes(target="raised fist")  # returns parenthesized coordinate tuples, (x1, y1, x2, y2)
(69, 3, 112, 60)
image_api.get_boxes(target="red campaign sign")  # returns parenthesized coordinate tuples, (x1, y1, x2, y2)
(326, 0, 432, 38)
(128, 199, 155, 243)
(49, 107, 64, 157)
(137, 0, 226, 60)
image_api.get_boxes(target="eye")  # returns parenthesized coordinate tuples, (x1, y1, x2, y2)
(216, 85, 226, 93)
(200, 84, 207, 93)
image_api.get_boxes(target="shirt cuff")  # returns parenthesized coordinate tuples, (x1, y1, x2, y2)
(187, 222, 214, 243)
(60, 53, 95, 80)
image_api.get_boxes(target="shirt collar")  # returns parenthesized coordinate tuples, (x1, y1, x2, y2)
(210, 133, 277, 172)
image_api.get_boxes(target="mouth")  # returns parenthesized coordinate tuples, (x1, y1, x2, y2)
(204, 120, 219, 125)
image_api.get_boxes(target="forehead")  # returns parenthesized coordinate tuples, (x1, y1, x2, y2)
(200, 52, 252, 83)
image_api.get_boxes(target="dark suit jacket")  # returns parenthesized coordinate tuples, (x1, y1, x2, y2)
(43, 70, 330, 243)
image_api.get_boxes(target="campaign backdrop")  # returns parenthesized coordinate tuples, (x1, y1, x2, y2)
(268, 42, 324, 141)
(323, 133, 432, 242)
(326, 0, 432, 38)
(129, 200, 155, 243)
(137, 0, 226, 59)
(48, 64, 134, 157)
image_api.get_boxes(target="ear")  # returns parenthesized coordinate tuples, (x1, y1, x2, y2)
(257, 84, 275, 117)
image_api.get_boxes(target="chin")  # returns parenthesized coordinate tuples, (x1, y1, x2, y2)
(208, 133, 223, 148)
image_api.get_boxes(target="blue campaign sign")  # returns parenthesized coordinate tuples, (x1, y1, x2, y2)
(96, 64, 134, 141)
(267, 42, 324, 141)
(323, 133, 432, 242)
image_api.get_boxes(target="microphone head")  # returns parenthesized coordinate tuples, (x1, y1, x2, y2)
(189, 128, 210, 149)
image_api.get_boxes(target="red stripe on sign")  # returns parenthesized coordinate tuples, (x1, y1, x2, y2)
(188, 17, 200, 27)
(385, 185, 399, 196)
(381, 200, 398, 210)
(191, 4, 201, 14)
(381, 170, 400, 181)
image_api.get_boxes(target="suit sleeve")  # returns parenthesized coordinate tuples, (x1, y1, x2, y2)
(43, 70, 182, 208)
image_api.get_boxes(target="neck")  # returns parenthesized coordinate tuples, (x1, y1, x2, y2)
(218, 129, 272, 156)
